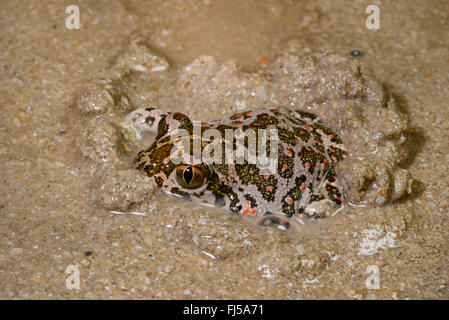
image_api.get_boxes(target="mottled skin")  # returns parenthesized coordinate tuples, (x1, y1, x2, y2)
(122, 107, 348, 229)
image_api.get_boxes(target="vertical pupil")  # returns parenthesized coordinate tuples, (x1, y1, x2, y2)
(183, 166, 193, 184)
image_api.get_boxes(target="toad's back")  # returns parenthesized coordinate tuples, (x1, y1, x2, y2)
(126, 107, 348, 229)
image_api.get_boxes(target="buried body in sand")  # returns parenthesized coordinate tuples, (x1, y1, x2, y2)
(76, 37, 412, 234)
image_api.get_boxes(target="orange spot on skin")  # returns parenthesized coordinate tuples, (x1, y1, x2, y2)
(332, 155, 337, 161)
(285, 150, 292, 157)
(329, 147, 335, 153)
(281, 219, 287, 225)
(300, 183, 306, 191)
(316, 129, 323, 134)
(237, 115, 244, 121)
(329, 135, 334, 140)
(285, 197, 293, 205)
(264, 174, 269, 180)
(242, 208, 249, 215)
(306, 147, 311, 151)
(343, 154, 349, 158)
(305, 162, 311, 168)
(321, 162, 326, 168)
(299, 215, 305, 221)
(282, 164, 288, 171)
(304, 125, 312, 131)
(251, 209, 257, 215)
(246, 111, 253, 116)
(267, 186, 273, 192)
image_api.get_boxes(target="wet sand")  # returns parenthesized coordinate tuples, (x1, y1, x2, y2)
(0, 0, 448, 299)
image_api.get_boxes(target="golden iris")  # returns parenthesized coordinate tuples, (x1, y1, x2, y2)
(175, 164, 209, 189)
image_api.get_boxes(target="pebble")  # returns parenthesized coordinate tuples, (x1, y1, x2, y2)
(437, 199, 448, 208)
(350, 49, 363, 57)
(11, 248, 23, 255)
(84, 291, 96, 299)
(296, 244, 305, 255)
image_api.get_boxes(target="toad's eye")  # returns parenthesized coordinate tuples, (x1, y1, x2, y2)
(175, 164, 209, 189)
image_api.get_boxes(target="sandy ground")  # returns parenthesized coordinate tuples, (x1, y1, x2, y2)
(0, 0, 448, 299)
